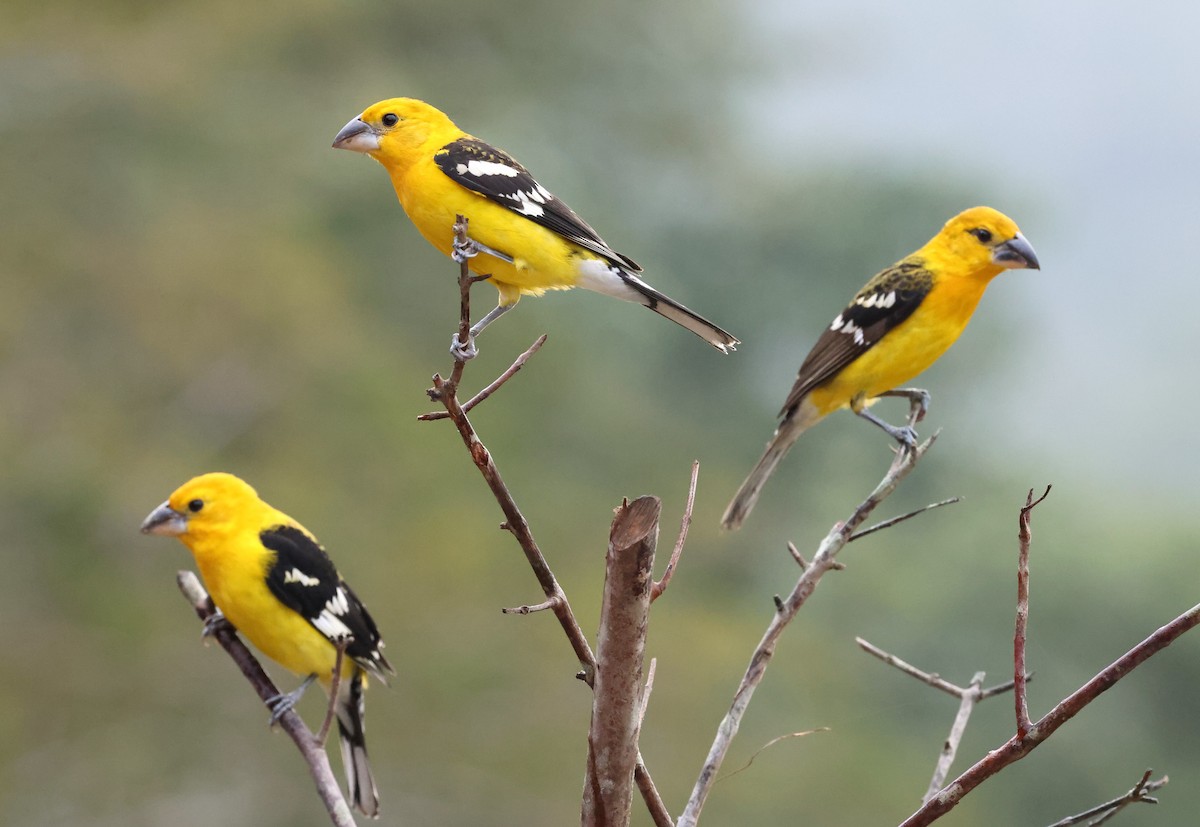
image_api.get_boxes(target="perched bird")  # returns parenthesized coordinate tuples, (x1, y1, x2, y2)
(332, 97, 739, 358)
(141, 472, 394, 817)
(721, 206, 1039, 531)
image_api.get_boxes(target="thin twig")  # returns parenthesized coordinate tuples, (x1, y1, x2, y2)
(1016, 486, 1050, 737)
(501, 597, 560, 615)
(856, 637, 965, 699)
(678, 395, 938, 827)
(923, 671, 985, 804)
(652, 460, 699, 601)
(717, 729, 830, 782)
(176, 572, 356, 827)
(1044, 769, 1166, 826)
(418, 334, 548, 421)
(316, 641, 348, 745)
(848, 497, 962, 542)
(978, 674, 1033, 700)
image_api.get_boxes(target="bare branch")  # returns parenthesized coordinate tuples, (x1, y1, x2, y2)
(679, 400, 939, 827)
(856, 637, 966, 699)
(1015, 486, 1051, 737)
(420, 236, 673, 822)
(176, 572, 356, 827)
(501, 598, 560, 615)
(316, 641, 348, 745)
(848, 497, 962, 543)
(1044, 769, 1166, 827)
(900, 601, 1200, 825)
(923, 671, 985, 804)
(583, 497, 661, 826)
(418, 334, 548, 421)
(652, 460, 699, 602)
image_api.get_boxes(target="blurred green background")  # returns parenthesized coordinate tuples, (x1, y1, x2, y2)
(4, 0, 1199, 824)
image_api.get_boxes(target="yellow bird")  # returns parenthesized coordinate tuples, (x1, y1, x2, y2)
(722, 206, 1039, 530)
(332, 97, 739, 358)
(141, 473, 394, 817)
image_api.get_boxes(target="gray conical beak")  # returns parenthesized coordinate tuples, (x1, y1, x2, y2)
(992, 233, 1040, 270)
(332, 117, 380, 153)
(141, 501, 188, 536)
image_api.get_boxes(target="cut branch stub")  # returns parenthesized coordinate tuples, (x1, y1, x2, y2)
(582, 496, 661, 827)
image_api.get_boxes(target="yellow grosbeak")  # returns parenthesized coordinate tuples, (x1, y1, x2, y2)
(722, 206, 1039, 530)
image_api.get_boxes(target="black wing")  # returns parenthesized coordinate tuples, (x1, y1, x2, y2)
(433, 137, 640, 271)
(781, 260, 933, 416)
(261, 525, 393, 680)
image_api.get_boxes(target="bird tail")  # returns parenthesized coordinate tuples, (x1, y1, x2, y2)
(336, 669, 380, 818)
(577, 261, 740, 352)
(721, 403, 821, 531)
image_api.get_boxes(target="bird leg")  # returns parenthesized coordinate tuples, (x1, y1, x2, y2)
(450, 303, 514, 361)
(452, 234, 514, 265)
(855, 407, 918, 448)
(877, 387, 932, 424)
(266, 673, 318, 726)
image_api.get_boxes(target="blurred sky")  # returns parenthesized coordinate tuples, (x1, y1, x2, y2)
(743, 0, 1200, 494)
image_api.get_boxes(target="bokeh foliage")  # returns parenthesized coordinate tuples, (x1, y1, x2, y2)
(3, 2, 1198, 825)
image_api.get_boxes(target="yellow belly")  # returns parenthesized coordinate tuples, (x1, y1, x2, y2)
(808, 275, 988, 416)
(396, 166, 582, 306)
(196, 551, 349, 686)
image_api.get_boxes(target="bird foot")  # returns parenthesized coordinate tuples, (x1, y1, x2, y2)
(265, 675, 316, 727)
(201, 610, 232, 639)
(450, 333, 478, 361)
(451, 236, 480, 263)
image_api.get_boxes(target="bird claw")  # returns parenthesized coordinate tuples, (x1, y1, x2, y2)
(265, 675, 316, 727)
(893, 426, 919, 449)
(450, 333, 478, 361)
(451, 236, 480, 263)
(201, 610, 232, 639)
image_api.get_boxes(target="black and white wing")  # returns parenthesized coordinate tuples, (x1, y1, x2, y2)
(781, 260, 933, 417)
(261, 525, 393, 681)
(433, 137, 640, 271)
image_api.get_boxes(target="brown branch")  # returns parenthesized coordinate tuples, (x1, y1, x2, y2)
(176, 571, 356, 827)
(317, 641, 348, 745)
(679, 395, 939, 827)
(1015, 485, 1050, 737)
(418, 334, 548, 421)
(1044, 769, 1166, 827)
(421, 234, 673, 825)
(855, 637, 967, 699)
(902, 518, 1200, 820)
(583, 497, 661, 827)
(501, 597, 560, 615)
(848, 497, 962, 542)
(651, 460, 699, 602)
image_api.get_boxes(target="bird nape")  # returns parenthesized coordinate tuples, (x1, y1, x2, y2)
(332, 96, 740, 359)
(721, 205, 1039, 531)
(141, 472, 395, 817)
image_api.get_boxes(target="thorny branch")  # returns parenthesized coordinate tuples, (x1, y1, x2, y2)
(421, 217, 674, 827)
(678, 400, 944, 827)
(176, 571, 356, 827)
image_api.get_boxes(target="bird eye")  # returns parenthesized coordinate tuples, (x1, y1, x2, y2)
(188, 499, 204, 513)
(969, 228, 993, 243)
(381, 113, 399, 127)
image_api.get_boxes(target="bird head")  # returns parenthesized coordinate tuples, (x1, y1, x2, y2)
(932, 206, 1040, 275)
(141, 472, 262, 544)
(332, 97, 456, 169)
